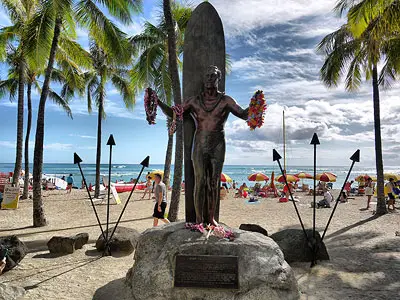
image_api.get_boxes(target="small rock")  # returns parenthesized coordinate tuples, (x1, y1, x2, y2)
(73, 233, 89, 249)
(0, 236, 28, 273)
(47, 233, 89, 254)
(0, 283, 26, 300)
(239, 223, 268, 236)
(270, 229, 329, 263)
(96, 226, 140, 254)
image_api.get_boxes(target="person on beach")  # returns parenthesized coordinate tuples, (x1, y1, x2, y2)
(66, 174, 74, 193)
(385, 178, 396, 210)
(365, 177, 374, 209)
(317, 188, 333, 208)
(153, 174, 170, 226)
(232, 180, 236, 190)
(344, 180, 353, 196)
(142, 176, 153, 200)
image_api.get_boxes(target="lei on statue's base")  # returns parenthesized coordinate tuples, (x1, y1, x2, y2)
(247, 90, 267, 130)
(144, 87, 158, 125)
(185, 223, 235, 241)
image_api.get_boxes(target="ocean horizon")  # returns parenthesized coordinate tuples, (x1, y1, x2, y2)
(1, 163, 399, 189)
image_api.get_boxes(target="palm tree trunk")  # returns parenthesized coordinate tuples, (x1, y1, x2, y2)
(163, 119, 174, 188)
(94, 85, 104, 198)
(12, 61, 25, 186)
(164, 0, 183, 222)
(32, 16, 63, 227)
(21, 82, 32, 200)
(372, 65, 387, 215)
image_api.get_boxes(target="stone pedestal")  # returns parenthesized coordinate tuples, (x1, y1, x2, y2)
(125, 222, 299, 300)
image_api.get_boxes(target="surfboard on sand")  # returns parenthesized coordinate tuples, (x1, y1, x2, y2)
(183, 2, 226, 222)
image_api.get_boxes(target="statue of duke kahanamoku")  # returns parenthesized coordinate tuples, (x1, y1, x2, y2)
(158, 65, 249, 225)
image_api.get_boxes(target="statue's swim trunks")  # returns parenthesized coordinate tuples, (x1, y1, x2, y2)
(192, 130, 225, 163)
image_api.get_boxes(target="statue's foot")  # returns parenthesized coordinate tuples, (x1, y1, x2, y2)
(211, 219, 219, 227)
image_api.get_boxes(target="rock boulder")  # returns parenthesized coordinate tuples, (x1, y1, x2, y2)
(270, 229, 329, 263)
(0, 236, 28, 273)
(96, 226, 140, 254)
(239, 223, 268, 236)
(47, 233, 89, 254)
(126, 222, 299, 300)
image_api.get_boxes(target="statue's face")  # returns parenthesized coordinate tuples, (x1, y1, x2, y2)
(204, 69, 219, 89)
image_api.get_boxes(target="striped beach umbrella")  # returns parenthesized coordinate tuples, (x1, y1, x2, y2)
(149, 170, 164, 180)
(295, 172, 313, 179)
(220, 173, 232, 183)
(384, 173, 400, 181)
(316, 172, 336, 182)
(275, 174, 299, 183)
(248, 173, 269, 181)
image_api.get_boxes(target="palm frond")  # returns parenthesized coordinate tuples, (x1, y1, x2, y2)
(111, 73, 135, 109)
(0, 78, 18, 101)
(75, 0, 131, 63)
(92, 0, 142, 24)
(48, 88, 73, 119)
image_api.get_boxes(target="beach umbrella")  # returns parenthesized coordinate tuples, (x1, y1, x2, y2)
(275, 174, 299, 183)
(149, 170, 164, 180)
(295, 172, 313, 185)
(248, 173, 269, 181)
(383, 173, 400, 181)
(355, 174, 376, 182)
(295, 172, 313, 179)
(315, 172, 337, 182)
(220, 173, 232, 183)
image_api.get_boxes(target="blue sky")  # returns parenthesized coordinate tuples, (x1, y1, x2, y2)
(1, 0, 400, 167)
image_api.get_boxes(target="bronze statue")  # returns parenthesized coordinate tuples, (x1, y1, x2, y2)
(158, 65, 249, 225)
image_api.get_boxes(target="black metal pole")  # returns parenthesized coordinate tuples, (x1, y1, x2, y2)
(76, 161, 106, 242)
(106, 146, 112, 246)
(276, 159, 311, 246)
(103, 135, 116, 256)
(312, 143, 317, 267)
(321, 160, 356, 242)
(309, 133, 320, 268)
(107, 157, 149, 243)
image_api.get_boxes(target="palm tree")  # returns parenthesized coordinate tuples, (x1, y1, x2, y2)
(0, 52, 75, 200)
(163, 0, 183, 222)
(0, 0, 39, 187)
(130, 3, 192, 188)
(24, 0, 141, 226)
(85, 41, 135, 198)
(318, 0, 400, 215)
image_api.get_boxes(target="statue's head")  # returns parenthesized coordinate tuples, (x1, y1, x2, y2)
(204, 65, 221, 89)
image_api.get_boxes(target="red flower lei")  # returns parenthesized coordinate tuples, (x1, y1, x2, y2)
(247, 90, 267, 130)
(169, 105, 184, 135)
(144, 87, 158, 125)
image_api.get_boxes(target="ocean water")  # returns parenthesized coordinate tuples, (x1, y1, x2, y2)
(1, 163, 399, 189)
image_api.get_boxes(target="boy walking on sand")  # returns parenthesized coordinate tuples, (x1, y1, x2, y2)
(153, 174, 170, 226)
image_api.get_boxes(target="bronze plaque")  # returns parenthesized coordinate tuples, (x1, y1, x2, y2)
(174, 255, 239, 289)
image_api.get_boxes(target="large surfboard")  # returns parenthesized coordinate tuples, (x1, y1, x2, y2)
(183, 2, 226, 222)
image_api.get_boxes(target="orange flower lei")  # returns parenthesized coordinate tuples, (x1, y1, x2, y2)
(247, 90, 267, 130)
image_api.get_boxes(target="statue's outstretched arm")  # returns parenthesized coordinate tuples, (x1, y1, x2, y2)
(158, 100, 173, 118)
(228, 97, 249, 120)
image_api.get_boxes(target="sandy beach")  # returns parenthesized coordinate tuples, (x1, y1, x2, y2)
(0, 189, 399, 300)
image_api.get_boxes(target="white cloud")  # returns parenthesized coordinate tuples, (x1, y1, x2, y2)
(192, 0, 340, 37)
(44, 143, 73, 151)
(68, 134, 96, 139)
(0, 141, 15, 148)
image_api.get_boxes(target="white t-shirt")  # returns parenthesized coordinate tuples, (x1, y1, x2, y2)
(324, 191, 333, 202)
